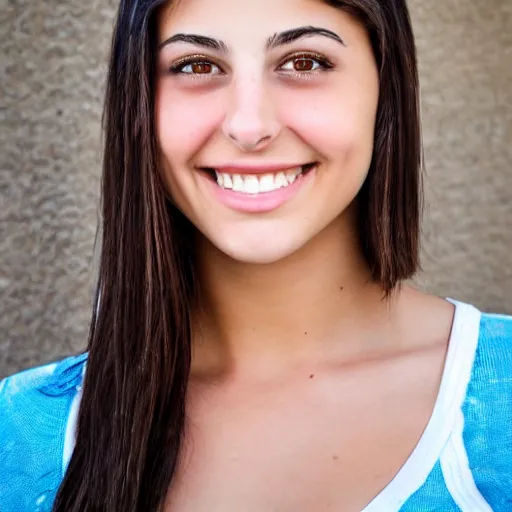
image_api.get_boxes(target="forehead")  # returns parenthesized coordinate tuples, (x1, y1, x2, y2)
(158, 0, 347, 38)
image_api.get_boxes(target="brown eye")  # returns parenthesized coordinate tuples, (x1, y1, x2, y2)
(191, 62, 213, 74)
(169, 58, 222, 76)
(278, 53, 333, 75)
(293, 58, 315, 71)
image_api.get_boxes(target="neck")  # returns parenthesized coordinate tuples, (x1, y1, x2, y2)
(191, 213, 396, 379)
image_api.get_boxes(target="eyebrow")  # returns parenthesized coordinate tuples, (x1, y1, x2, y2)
(158, 33, 229, 52)
(158, 25, 346, 52)
(266, 26, 345, 49)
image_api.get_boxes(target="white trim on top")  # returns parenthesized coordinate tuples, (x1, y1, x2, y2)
(62, 362, 86, 476)
(362, 300, 482, 511)
(60, 301, 484, 509)
(440, 409, 492, 511)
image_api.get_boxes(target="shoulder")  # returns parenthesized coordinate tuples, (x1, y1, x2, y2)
(0, 353, 88, 511)
(464, 308, 512, 431)
(473, 310, 512, 383)
(448, 300, 512, 382)
(458, 307, 512, 508)
(0, 352, 88, 412)
(460, 304, 512, 412)
(478, 310, 512, 351)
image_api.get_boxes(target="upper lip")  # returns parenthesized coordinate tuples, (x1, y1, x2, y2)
(200, 162, 312, 175)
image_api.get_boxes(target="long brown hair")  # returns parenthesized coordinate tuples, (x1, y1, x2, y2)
(53, 0, 422, 509)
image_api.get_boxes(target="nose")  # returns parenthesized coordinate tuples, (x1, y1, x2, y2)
(222, 75, 281, 152)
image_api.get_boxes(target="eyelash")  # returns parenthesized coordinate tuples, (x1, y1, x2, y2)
(167, 52, 334, 80)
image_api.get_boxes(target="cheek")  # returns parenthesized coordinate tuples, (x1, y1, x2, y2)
(155, 85, 224, 167)
(276, 83, 377, 168)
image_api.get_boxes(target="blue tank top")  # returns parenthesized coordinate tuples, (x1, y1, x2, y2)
(1, 300, 511, 511)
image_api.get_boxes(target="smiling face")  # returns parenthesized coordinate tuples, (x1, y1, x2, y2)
(155, 0, 379, 264)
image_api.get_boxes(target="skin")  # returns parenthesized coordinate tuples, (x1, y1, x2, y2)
(155, 0, 455, 510)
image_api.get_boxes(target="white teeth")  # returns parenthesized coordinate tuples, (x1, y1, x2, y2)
(222, 173, 233, 189)
(232, 174, 244, 192)
(274, 172, 288, 188)
(214, 166, 304, 194)
(285, 168, 300, 184)
(259, 173, 275, 192)
(244, 175, 259, 194)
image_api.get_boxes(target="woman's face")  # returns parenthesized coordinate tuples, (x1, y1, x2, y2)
(155, 0, 379, 264)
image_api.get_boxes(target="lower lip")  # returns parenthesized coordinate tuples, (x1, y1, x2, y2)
(202, 166, 316, 213)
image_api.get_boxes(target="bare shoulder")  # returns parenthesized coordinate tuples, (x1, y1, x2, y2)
(393, 285, 456, 352)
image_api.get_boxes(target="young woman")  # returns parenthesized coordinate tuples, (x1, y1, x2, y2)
(1, 0, 510, 510)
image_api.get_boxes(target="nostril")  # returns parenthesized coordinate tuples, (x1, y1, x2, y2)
(228, 133, 272, 151)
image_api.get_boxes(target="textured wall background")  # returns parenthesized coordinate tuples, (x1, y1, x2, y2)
(1, 0, 511, 378)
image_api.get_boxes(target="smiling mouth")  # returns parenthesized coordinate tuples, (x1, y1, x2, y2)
(200, 163, 317, 195)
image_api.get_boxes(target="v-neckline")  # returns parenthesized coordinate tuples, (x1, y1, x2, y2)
(361, 299, 481, 511)
(63, 300, 482, 511)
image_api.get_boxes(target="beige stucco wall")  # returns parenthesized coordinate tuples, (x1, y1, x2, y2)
(1, 0, 511, 377)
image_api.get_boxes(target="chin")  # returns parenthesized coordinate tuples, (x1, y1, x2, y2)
(210, 231, 308, 265)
